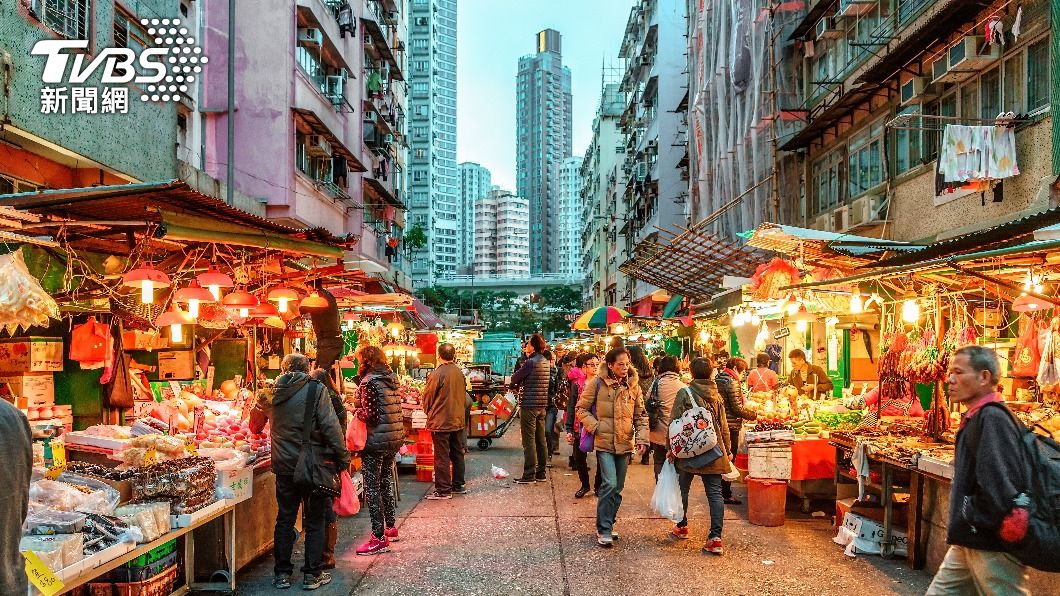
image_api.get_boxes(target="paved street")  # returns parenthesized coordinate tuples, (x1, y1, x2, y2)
(238, 432, 934, 596)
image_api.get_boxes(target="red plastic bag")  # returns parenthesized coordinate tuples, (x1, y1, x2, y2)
(346, 416, 367, 452)
(333, 471, 360, 516)
(69, 316, 109, 364)
(1011, 317, 1042, 378)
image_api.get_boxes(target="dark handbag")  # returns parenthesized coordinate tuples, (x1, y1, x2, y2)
(645, 378, 661, 429)
(293, 384, 341, 498)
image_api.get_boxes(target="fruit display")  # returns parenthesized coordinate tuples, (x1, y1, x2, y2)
(752, 417, 793, 432)
(397, 376, 425, 407)
(791, 420, 824, 436)
(195, 413, 268, 454)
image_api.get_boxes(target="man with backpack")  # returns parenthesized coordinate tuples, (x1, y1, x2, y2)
(927, 346, 1032, 595)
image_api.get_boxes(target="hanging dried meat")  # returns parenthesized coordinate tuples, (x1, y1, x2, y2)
(0, 248, 60, 334)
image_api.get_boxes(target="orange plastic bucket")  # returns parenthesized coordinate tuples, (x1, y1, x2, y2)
(747, 478, 787, 527)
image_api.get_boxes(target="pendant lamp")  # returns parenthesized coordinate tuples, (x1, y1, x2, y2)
(155, 308, 194, 343)
(123, 265, 170, 304)
(223, 289, 259, 318)
(173, 282, 214, 317)
(267, 287, 299, 313)
(300, 292, 329, 310)
(197, 268, 234, 301)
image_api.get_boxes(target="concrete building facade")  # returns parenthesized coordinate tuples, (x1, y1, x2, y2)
(555, 156, 584, 278)
(474, 188, 530, 277)
(407, 0, 458, 288)
(458, 161, 491, 271)
(516, 28, 573, 275)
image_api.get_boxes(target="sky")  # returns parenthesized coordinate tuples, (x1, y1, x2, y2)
(456, 0, 636, 191)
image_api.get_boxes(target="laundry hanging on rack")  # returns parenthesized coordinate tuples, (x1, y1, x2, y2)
(938, 124, 1020, 183)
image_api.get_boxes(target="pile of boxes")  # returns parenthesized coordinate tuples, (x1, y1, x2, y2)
(0, 336, 72, 431)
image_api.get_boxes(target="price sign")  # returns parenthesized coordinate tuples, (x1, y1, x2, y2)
(773, 327, 791, 340)
(50, 443, 66, 470)
(184, 438, 199, 457)
(24, 550, 64, 596)
(145, 447, 158, 466)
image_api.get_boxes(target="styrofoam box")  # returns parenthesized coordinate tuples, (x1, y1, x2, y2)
(748, 444, 793, 480)
(171, 498, 226, 528)
(63, 431, 131, 452)
(918, 455, 954, 480)
(842, 511, 909, 556)
(216, 467, 254, 504)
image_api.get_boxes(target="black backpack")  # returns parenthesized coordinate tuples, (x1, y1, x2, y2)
(645, 378, 661, 429)
(983, 402, 1060, 572)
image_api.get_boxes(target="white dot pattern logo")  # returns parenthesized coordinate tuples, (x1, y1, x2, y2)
(131, 17, 198, 103)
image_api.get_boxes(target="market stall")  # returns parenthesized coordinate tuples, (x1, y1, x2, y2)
(0, 182, 407, 594)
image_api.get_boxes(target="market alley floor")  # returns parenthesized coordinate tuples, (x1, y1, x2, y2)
(237, 433, 934, 596)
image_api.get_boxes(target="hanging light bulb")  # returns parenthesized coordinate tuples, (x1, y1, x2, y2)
(850, 286, 863, 314)
(268, 287, 299, 313)
(122, 265, 170, 305)
(197, 268, 234, 301)
(749, 311, 761, 327)
(698, 329, 709, 343)
(614, 323, 626, 335)
(796, 319, 808, 332)
(732, 310, 745, 327)
(792, 304, 814, 333)
(155, 308, 194, 343)
(902, 294, 921, 324)
(785, 297, 801, 317)
(174, 282, 214, 318)
(222, 289, 258, 320)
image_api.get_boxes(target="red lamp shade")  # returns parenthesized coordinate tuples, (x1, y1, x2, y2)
(173, 282, 214, 303)
(122, 266, 170, 304)
(222, 290, 259, 308)
(197, 268, 234, 301)
(300, 292, 329, 310)
(267, 287, 300, 313)
(1013, 295, 1050, 312)
(342, 311, 361, 321)
(250, 301, 279, 317)
(155, 308, 194, 342)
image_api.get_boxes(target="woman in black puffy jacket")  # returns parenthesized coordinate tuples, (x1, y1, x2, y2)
(354, 345, 406, 556)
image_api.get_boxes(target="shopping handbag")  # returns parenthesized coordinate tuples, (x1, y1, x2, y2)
(578, 427, 595, 452)
(293, 385, 342, 498)
(333, 471, 361, 517)
(650, 460, 684, 523)
(1012, 317, 1043, 378)
(346, 414, 368, 452)
(667, 388, 719, 459)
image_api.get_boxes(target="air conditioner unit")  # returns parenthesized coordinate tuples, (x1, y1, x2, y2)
(848, 195, 880, 227)
(816, 18, 842, 41)
(634, 162, 647, 181)
(900, 77, 936, 106)
(640, 54, 652, 67)
(414, 17, 428, 26)
(298, 28, 323, 48)
(833, 205, 850, 233)
(306, 135, 332, 157)
(814, 214, 832, 232)
(949, 36, 1000, 72)
(930, 54, 962, 85)
(836, 0, 876, 19)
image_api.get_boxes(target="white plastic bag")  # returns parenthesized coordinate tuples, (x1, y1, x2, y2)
(651, 461, 684, 523)
(721, 459, 741, 482)
(491, 465, 508, 479)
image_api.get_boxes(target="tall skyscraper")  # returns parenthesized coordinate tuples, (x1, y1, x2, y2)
(408, 0, 458, 288)
(556, 156, 584, 278)
(474, 189, 530, 277)
(458, 162, 491, 272)
(516, 29, 573, 275)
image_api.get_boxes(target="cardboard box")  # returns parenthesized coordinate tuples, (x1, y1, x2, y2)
(841, 511, 909, 556)
(0, 372, 55, 406)
(217, 467, 254, 504)
(470, 413, 497, 435)
(122, 330, 168, 351)
(157, 350, 195, 380)
(0, 337, 63, 372)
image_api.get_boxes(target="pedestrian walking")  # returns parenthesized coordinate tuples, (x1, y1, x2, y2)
(576, 347, 649, 548)
(421, 343, 469, 500)
(510, 334, 552, 484)
(647, 355, 685, 479)
(353, 346, 407, 556)
(926, 346, 1032, 595)
(0, 399, 32, 596)
(544, 349, 561, 464)
(565, 352, 602, 498)
(669, 357, 732, 555)
(250, 354, 349, 590)
(717, 357, 756, 505)
(628, 345, 654, 465)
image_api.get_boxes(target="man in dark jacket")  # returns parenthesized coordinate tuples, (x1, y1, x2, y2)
(510, 333, 551, 484)
(310, 368, 346, 571)
(926, 346, 1030, 595)
(421, 343, 469, 499)
(250, 353, 349, 591)
(787, 349, 833, 397)
(0, 400, 31, 595)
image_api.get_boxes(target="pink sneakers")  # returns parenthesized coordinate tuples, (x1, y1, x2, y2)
(704, 537, 724, 555)
(355, 535, 390, 556)
(672, 526, 689, 540)
(384, 527, 400, 542)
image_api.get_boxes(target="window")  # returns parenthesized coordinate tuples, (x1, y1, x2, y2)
(31, 0, 90, 40)
(847, 120, 884, 199)
(979, 67, 1001, 121)
(1003, 53, 1024, 115)
(1027, 38, 1050, 113)
(811, 150, 844, 215)
(0, 174, 40, 194)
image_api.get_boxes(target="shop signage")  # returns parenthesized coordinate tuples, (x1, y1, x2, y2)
(773, 327, 791, 340)
(32, 18, 205, 114)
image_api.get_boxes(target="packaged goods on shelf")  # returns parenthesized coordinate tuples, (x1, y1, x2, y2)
(20, 533, 83, 570)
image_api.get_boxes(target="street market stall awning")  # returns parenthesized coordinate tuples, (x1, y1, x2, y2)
(619, 227, 767, 302)
(406, 298, 446, 330)
(0, 180, 347, 258)
(864, 205, 1060, 270)
(745, 223, 919, 269)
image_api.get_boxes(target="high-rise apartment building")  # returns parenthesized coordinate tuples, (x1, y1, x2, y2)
(474, 189, 530, 277)
(556, 156, 584, 278)
(408, 0, 458, 288)
(458, 162, 491, 271)
(516, 28, 573, 275)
